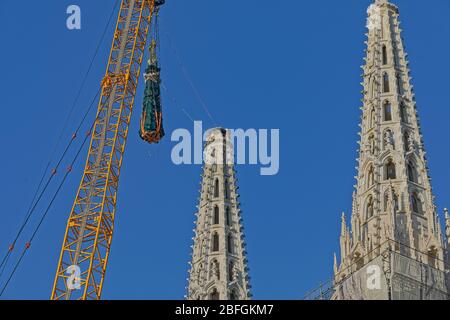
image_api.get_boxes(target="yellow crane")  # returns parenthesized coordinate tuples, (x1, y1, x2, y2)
(51, 0, 164, 300)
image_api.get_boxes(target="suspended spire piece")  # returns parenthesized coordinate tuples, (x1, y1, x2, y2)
(139, 4, 165, 144)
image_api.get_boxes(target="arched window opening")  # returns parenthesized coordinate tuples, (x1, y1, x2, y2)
(225, 207, 231, 226)
(382, 45, 388, 65)
(213, 206, 220, 225)
(228, 261, 234, 282)
(383, 101, 392, 121)
(212, 233, 219, 252)
(411, 193, 423, 214)
(366, 196, 374, 219)
(227, 234, 234, 254)
(408, 162, 418, 183)
(383, 73, 390, 93)
(214, 179, 220, 198)
(209, 288, 220, 300)
(400, 103, 408, 123)
(385, 159, 396, 180)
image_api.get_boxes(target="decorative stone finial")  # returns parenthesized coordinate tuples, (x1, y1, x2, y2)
(341, 212, 347, 235)
(333, 253, 338, 274)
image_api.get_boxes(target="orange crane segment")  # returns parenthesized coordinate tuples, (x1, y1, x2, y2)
(51, 0, 159, 300)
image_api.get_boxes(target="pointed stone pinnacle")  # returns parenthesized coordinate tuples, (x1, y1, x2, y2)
(333, 0, 447, 301)
(333, 252, 338, 273)
(341, 212, 347, 235)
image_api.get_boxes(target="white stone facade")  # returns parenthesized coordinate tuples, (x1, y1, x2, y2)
(187, 128, 251, 300)
(334, 0, 450, 300)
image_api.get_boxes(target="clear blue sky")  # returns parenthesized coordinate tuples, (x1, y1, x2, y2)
(0, 0, 449, 299)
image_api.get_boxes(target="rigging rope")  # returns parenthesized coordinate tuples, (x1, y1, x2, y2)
(0, 99, 107, 297)
(163, 28, 218, 127)
(0, 0, 119, 279)
(160, 83, 194, 122)
(0, 88, 101, 282)
(0, 88, 101, 274)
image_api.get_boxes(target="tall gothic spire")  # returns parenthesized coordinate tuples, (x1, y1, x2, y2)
(334, 0, 448, 298)
(187, 128, 251, 300)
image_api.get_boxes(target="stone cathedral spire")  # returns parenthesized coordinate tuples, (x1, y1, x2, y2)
(333, 0, 448, 300)
(187, 128, 251, 300)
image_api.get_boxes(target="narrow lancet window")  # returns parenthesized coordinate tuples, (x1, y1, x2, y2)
(213, 206, 220, 225)
(411, 193, 423, 214)
(385, 159, 396, 180)
(400, 102, 408, 123)
(384, 101, 392, 121)
(383, 73, 390, 93)
(214, 178, 219, 198)
(382, 45, 388, 65)
(227, 234, 234, 254)
(212, 233, 219, 252)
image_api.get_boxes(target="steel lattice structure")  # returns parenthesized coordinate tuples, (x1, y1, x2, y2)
(51, 0, 158, 300)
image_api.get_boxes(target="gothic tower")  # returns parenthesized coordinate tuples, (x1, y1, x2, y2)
(187, 128, 252, 300)
(333, 0, 448, 300)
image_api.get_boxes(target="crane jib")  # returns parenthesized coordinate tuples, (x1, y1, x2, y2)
(51, 0, 161, 300)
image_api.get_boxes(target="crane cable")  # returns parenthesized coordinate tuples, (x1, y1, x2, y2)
(162, 27, 218, 127)
(0, 101, 108, 297)
(0, 0, 119, 280)
(0, 88, 101, 281)
(0, 87, 101, 285)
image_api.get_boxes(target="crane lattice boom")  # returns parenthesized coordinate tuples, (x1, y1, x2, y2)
(51, 0, 159, 300)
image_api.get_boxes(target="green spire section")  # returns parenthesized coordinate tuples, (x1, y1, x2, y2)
(139, 2, 165, 144)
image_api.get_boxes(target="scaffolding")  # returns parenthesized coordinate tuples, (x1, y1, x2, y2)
(304, 239, 450, 300)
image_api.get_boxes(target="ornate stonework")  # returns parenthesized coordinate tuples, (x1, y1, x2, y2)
(187, 128, 251, 300)
(334, 0, 449, 300)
